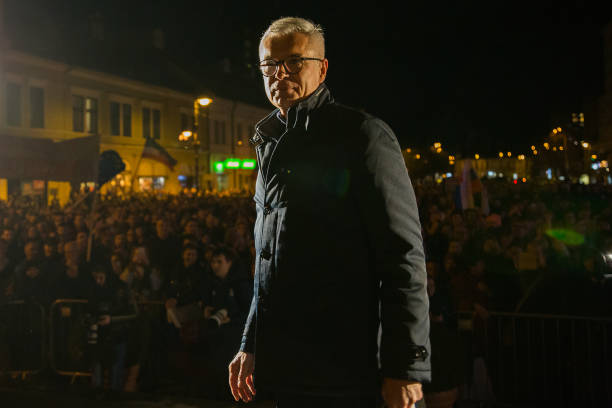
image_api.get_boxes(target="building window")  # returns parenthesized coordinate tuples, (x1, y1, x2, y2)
(153, 109, 161, 139)
(142, 107, 161, 139)
(6, 82, 22, 126)
(30, 87, 44, 128)
(73, 95, 97, 133)
(142, 108, 150, 138)
(110, 102, 120, 135)
(110, 102, 132, 136)
(123, 104, 132, 136)
(214, 120, 226, 144)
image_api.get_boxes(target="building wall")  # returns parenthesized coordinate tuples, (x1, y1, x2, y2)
(0, 50, 268, 199)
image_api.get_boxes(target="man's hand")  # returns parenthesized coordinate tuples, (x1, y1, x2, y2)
(228, 351, 255, 402)
(382, 378, 423, 408)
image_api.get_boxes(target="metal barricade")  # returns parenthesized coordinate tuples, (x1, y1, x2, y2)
(456, 310, 612, 408)
(0, 300, 46, 378)
(48, 299, 92, 379)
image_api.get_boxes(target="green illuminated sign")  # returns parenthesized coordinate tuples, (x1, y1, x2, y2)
(241, 159, 256, 169)
(213, 158, 257, 173)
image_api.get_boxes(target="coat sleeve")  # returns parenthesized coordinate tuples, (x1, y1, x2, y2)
(239, 294, 256, 353)
(355, 117, 431, 382)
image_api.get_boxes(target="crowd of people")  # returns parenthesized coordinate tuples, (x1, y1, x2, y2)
(1, 179, 611, 401)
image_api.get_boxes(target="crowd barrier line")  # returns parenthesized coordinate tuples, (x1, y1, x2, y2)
(455, 310, 612, 408)
(0, 300, 46, 378)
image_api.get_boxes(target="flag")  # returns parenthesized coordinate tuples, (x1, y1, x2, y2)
(141, 138, 177, 170)
(455, 160, 489, 214)
(98, 150, 125, 185)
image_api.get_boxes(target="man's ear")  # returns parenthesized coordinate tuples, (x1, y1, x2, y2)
(319, 58, 329, 83)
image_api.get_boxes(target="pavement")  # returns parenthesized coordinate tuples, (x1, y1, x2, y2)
(0, 380, 274, 408)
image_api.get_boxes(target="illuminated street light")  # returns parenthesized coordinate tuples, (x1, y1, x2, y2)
(592, 154, 598, 160)
(498, 152, 504, 158)
(433, 142, 441, 149)
(197, 97, 213, 107)
(415, 154, 421, 159)
(531, 145, 536, 150)
(553, 147, 557, 151)
(553, 129, 558, 134)
(518, 154, 525, 160)
(436, 147, 442, 153)
(178, 95, 214, 191)
(406, 148, 412, 153)
(559, 146, 564, 151)
(582, 142, 590, 149)
(178, 130, 193, 141)
(543, 142, 550, 150)
(533, 150, 538, 155)
(507, 152, 512, 157)
(557, 127, 562, 132)
(474, 154, 480, 160)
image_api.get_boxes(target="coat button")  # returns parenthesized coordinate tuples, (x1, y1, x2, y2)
(263, 206, 272, 215)
(260, 250, 271, 260)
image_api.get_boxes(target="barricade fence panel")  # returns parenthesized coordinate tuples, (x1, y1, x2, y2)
(48, 299, 167, 379)
(0, 300, 46, 375)
(3, 299, 609, 406)
(456, 311, 612, 408)
(49, 299, 92, 376)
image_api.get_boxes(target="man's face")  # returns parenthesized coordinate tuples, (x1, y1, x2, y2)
(210, 254, 232, 279)
(24, 242, 40, 261)
(259, 33, 328, 114)
(93, 272, 106, 287)
(1, 229, 14, 242)
(156, 220, 169, 238)
(183, 248, 198, 268)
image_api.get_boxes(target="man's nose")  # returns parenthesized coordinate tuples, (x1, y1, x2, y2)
(275, 62, 290, 79)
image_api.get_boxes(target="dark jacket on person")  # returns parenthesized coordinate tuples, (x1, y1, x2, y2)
(241, 83, 430, 396)
(88, 277, 138, 345)
(205, 265, 253, 327)
(165, 261, 208, 307)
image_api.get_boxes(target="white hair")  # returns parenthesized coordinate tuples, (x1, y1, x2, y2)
(260, 17, 325, 57)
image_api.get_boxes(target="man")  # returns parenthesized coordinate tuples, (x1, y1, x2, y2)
(228, 17, 430, 408)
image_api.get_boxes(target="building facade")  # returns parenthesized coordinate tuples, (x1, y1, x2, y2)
(0, 49, 268, 204)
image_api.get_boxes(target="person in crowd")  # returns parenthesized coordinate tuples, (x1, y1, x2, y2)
(198, 246, 252, 399)
(423, 273, 466, 408)
(148, 218, 181, 279)
(89, 264, 138, 393)
(0, 239, 15, 301)
(120, 246, 161, 302)
(52, 241, 93, 300)
(13, 241, 51, 305)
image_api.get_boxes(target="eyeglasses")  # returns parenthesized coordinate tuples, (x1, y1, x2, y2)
(258, 56, 324, 77)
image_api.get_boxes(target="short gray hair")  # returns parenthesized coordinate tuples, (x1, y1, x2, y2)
(260, 17, 325, 57)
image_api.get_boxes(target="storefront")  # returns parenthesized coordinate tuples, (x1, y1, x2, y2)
(0, 134, 99, 205)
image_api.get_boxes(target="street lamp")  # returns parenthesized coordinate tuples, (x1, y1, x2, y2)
(179, 96, 213, 191)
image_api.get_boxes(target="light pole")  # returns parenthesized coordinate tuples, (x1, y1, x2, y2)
(179, 96, 213, 191)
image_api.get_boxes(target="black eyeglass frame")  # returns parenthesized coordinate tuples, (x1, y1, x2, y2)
(258, 57, 324, 77)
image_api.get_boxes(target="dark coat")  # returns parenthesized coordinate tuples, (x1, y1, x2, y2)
(241, 84, 430, 396)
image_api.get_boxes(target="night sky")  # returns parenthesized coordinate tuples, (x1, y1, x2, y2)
(6, 0, 612, 156)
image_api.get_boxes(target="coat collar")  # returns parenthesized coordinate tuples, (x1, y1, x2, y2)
(250, 83, 333, 146)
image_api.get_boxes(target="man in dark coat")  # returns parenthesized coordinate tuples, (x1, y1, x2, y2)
(228, 17, 430, 408)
